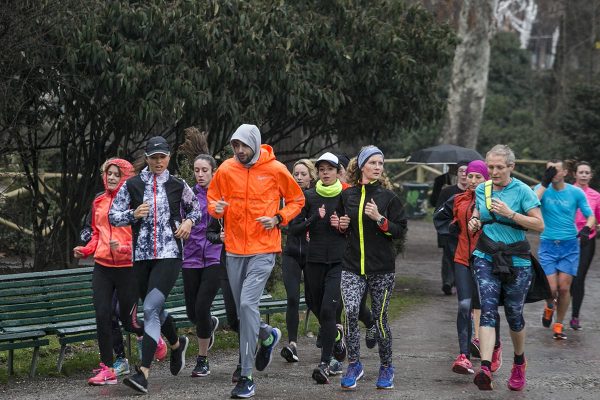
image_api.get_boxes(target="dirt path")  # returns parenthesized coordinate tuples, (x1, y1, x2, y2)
(2, 219, 600, 399)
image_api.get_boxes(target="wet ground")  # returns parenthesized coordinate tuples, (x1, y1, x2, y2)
(2, 219, 600, 399)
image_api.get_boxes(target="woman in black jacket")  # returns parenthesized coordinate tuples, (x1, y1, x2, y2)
(335, 146, 407, 390)
(289, 153, 348, 384)
(279, 159, 316, 363)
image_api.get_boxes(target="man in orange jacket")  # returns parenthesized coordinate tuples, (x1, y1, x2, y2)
(208, 124, 304, 399)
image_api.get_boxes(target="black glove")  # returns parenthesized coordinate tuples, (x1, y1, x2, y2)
(541, 166, 557, 188)
(579, 226, 592, 242)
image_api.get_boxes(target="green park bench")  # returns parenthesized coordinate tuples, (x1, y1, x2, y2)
(0, 266, 304, 376)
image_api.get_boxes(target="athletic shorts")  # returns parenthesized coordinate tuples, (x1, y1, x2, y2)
(538, 238, 580, 277)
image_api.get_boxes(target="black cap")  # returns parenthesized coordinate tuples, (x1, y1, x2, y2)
(336, 153, 350, 169)
(145, 136, 170, 156)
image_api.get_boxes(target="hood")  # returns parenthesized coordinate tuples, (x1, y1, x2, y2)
(103, 158, 135, 195)
(230, 124, 261, 166)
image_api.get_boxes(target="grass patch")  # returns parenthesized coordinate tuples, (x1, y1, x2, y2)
(0, 276, 426, 383)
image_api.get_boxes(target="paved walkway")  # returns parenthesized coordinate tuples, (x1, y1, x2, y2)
(2, 219, 600, 399)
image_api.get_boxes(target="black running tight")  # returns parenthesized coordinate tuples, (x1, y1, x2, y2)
(571, 238, 596, 318)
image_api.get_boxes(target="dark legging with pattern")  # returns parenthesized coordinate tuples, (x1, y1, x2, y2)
(472, 257, 532, 332)
(342, 270, 395, 366)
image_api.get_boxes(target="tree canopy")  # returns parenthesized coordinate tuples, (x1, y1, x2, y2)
(0, 0, 455, 269)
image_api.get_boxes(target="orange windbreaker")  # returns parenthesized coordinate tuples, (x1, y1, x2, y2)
(81, 159, 134, 267)
(207, 144, 305, 255)
(452, 189, 481, 267)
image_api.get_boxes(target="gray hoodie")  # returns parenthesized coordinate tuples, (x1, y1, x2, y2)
(230, 124, 261, 166)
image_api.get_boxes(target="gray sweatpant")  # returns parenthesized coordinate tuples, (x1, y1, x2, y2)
(226, 253, 275, 377)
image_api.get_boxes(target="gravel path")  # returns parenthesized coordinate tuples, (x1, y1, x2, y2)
(2, 219, 600, 399)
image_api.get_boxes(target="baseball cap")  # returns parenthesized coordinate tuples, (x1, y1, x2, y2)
(315, 152, 340, 169)
(145, 136, 170, 156)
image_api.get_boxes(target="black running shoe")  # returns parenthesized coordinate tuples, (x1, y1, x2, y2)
(231, 376, 255, 398)
(169, 336, 189, 376)
(123, 366, 148, 394)
(312, 362, 330, 384)
(332, 324, 347, 362)
(191, 355, 210, 377)
(280, 344, 299, 362)
(365, 324, 378, 349)
(232, 364, 242, 383)
(255, 328, 280, 371)
(208, 316, 219, 351)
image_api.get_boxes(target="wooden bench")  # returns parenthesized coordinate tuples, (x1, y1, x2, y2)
(0, 266, 298, 375)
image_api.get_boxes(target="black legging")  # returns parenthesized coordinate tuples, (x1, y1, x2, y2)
(183, 265, 222, 338)
(134, 258, 181, 368)
(219, 263, 239, 333)
(92, 264, 143, 367)
(571, 238, 596, 318)
(282, 254, 306, 343)
(305, 262, 342, 363)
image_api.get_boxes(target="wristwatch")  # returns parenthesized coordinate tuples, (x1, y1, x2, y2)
(377, 216, 386, 226)
(274, 214, 283, 226)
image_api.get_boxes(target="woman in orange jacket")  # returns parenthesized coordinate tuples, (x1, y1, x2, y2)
(74, 158, 144, 386)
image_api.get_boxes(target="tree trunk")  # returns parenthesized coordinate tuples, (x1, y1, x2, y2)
(441, 0, 496, 149)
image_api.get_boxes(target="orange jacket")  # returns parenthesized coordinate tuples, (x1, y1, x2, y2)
(452, 189, 481, 267)
(207, 145, 305, 255)
(81, 159, 134, 267)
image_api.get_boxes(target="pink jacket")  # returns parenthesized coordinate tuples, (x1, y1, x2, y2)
(574, 184, 600, 239)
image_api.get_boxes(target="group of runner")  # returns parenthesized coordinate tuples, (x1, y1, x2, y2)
(434, 145, 599, 391)
(75, 125, 408, 398)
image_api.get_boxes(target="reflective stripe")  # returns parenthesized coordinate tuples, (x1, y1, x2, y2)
(359, 186, 367, 275)
(484, 180, 493, 211)
(379, 288, 389, 339)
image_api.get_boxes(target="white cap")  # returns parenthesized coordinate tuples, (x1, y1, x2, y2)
(315, 152, 339, 168)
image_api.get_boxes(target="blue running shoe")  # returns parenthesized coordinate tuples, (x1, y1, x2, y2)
(376, 364, 394, 389)
(256, 327, 281, 371)
(112, 357, 130, 376)
(231, 376, 256, 398)
(341, 361, 363, 390)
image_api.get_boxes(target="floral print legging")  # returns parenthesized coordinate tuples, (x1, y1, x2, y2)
(472, 256, 532, 332)
(341, 270, 395, 366)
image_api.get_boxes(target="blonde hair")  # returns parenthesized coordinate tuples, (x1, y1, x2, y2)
(293, 159, 317, 183)
(346, 156, 393, 189)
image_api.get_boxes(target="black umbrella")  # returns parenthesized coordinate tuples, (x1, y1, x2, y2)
(406, 144, 483, 165)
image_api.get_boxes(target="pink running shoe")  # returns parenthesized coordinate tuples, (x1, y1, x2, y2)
(88, 363, 117, 386)
(491, 342, 502, 372)
(473, 366, 493, 390)
(452, 354, 474, 374)
(507, 360, 527, 391)
(155, 336, 168, 361)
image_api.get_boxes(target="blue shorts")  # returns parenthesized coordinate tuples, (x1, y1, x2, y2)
(538, 238, 580, 277)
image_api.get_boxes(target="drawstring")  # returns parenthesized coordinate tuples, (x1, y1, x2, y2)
(153, 174, 158, 258)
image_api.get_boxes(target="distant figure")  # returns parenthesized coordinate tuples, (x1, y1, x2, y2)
(435, 161, 469, 295)
(535, 159, 595, 340)
(570, 161, 600, 330)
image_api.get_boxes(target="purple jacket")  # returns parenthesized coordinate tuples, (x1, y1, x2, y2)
(182, 185, 223, 268)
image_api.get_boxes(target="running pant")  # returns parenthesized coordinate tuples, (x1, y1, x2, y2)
(342, 270, 395, 366)
(92, 263, 142, 367)
(183, 264, 222, 338)
(441, 237, 457, 288)
(110, 291, 125, 359)
(336, 290, 374, 328)
(454, 263, 473, 356)
(220, 264, 239, 333)
(571, 238, 596, 318)
(305, 262, 342, 363)
(282, 254, 305, 343)
(134, 258, 181, 368)
(226, 254, 275, 378)
(472, 257, 532, 332)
